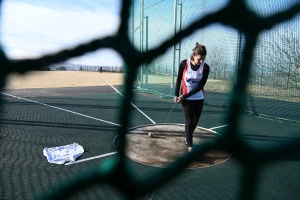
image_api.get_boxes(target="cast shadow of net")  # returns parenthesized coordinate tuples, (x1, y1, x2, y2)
(0, 0, 300, 199)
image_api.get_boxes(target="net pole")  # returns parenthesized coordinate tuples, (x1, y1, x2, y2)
(131, 0, 134, 43)
(139, 0, 144, 88)
(145, 16, 149, 88)
(178, 2, 182, 63)
(171, 0, 178, 96)
(235, 0, 244, 82)
(235, 30, 242, 81)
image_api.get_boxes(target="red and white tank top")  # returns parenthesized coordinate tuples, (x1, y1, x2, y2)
(181, 59, 205, 100)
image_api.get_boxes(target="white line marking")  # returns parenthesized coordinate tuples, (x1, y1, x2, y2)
(65, 151, 118, 165)
(144, 190, 156, 200)
(209, 124, 228, 130)
(149, 190, 156, 200)
(98, 75, 156, 124)
(1, 92, 121, 126)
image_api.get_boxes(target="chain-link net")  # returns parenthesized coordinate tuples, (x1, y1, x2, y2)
(133, 0, 300, 125)
(1, 0, 300, 199)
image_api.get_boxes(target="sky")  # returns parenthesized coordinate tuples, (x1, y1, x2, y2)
(1, 0, 298, 68)
(0, 0, 124, 66)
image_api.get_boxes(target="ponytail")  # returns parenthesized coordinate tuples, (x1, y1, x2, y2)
(190, 42, 207, 61)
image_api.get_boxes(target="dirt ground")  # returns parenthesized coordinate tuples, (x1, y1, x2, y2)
(4, 71, 124, 90)
(124, 124, 231, 169)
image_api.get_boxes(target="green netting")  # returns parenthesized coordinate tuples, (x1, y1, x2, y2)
(132, 0, 300, 124)
(1, 0, 300, 199)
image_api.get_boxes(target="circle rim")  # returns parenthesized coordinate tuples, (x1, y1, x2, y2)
(113, 123, 231, 169)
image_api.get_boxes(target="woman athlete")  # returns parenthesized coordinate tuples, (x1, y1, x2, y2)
(174, 43, 210, 152)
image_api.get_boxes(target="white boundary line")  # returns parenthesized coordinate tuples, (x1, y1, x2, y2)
(65, 151, 118, 165)
(1, 92, 121, 126)
(208, 124, 228, 130)
(98, 74, 156, 124)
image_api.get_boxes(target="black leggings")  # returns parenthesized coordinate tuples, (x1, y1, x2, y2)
(181, 99, 204, 147)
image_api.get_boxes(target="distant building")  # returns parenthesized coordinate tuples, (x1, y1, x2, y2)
(56, 66, 67, 71)
(41, 67, 51, 71)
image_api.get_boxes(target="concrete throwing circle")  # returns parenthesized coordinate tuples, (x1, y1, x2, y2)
(114, 124, 231, 169)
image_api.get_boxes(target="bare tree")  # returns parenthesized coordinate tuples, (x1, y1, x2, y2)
(254, 31, 300, 90)
(206, 47, 228, 80)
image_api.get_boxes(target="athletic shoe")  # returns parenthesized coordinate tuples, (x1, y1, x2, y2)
(184, 139, 188, 146)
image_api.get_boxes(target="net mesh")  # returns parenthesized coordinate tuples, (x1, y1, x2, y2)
(132, 0, 300, 124)
(1, 0, 300, 199)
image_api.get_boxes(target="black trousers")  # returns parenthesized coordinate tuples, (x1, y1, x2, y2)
(181, 99, 204, 147)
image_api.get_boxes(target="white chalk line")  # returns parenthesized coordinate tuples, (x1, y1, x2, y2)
(1, 92, 121, 126)
(98, 74, 156, 124)
(65, 151, 118, 165)
(2, 92, 120, 165)
(144, 190, 156, 200)
(208, 124, 228, 130)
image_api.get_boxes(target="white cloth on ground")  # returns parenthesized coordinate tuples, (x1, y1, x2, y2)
(43, 143, 84, 164)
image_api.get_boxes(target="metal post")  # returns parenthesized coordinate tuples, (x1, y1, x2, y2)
(236, 30, 242, 81)
(140, 0, 144, 88)
(131, 0, 134, 43)
(236, 0, 244, 82)
(178, 2, 182, 63)
(171, 0, 178, 96)
(145, 16, 149, 88)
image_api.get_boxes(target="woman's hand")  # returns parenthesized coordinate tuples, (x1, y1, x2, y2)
(174, 95, 184, 104)
(174, 96, 178, 104)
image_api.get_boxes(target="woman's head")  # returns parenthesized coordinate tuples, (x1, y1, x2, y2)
(191, 42, 207, 65)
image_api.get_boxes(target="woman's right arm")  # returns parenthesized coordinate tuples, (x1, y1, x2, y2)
(175, 60, 186, 97)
